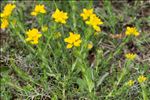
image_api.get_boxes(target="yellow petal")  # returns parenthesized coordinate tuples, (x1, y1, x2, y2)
(74, 40, 82, 47)
(25, 38, 31, 42)
(69, 32, 74, 36)
(61, 20, 66, 24)
(1, 18, 9, 29)
(93, 25, 101, 32)
(0, 13, 4, 17)
(66, 44, 73, 49)
(133, 32, 139, 36)
(64, 38, 70, 42)
(85, 21, 90, 25)
(31, 40, 38, 44)
(31, 12, 37, 16)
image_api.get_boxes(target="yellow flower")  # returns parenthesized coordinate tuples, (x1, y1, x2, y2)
(64, 32, 82, 49)
(138, 75, 147, 83)
(125, 27, 139, 36)
(88, 42, 93, 49)
(1, 18, 9, 29)
(86, 14, 103, 32)
(125, 53, 136, 60)
(52, 9, 68, 24)
(31, 4, 46, 16)
(127, 80, 134, 86)
(41, 26, 48, 32)
(25, 28, 42, 44)
(80, 8, 103, 32)
(54, 32, 61, 39)
(0, 3, 16, 18)
(0, 4, 16, 29)
(80, 8, 93, 20)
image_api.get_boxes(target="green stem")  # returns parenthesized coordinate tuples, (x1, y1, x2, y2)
(113, 37, 129, 56)
(69, 1, 77, 32)
(106, 60, 131, 99)
(141, 84, 148, 100)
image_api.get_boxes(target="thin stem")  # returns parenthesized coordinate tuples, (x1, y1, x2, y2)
(141, 84, 148, 100)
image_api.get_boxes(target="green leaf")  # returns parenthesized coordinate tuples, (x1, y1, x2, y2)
(77, 78, 87, 91)
(97, 72, 109, 87)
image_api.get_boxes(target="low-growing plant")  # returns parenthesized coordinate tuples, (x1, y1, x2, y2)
(0, 0, 149, 100)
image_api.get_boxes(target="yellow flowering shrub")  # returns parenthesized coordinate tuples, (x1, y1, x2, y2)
(0, 1, 149, 99)
(125, 27, 139, 36)
(64, 32, 82, 49)
(31, 4, 46, 16)
(0, 3, 16, 18)
(138, 75, 147, 83)
(52, 9, 68, 24)
(25, 28, 42, 44)
(125, 53, 136, 60)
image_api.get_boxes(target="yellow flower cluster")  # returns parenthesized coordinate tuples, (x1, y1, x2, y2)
(138, 75, 147, 83)
(64, 32, 82, 49)
(125, 27, 139, 36)
(125, 53, 136, 60)
(127, 80, 134, 86)
(25, 28, 42, 44)
(127, 75, 147, 87)
(80, 8, 103, 32)
(0, 4, 16, 18)
(31, 4, 46, 16)
(0, 4, 16, 29)
(52, 9, 68, 24)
